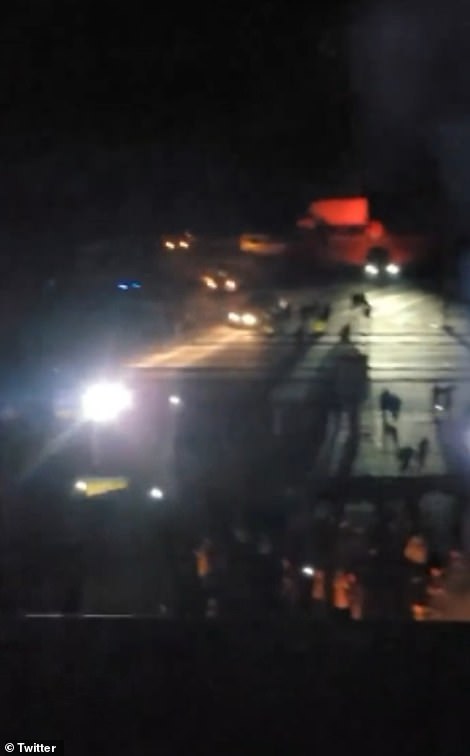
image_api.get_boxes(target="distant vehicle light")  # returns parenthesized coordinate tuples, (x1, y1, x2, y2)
(228, 312, 241, 323)
(81, 381, 133, 423)
(165, 241, 175, 250)
(131, 281, 142, 288)
(242, 313, 258, 327)
(279, 298, 288, 309)
(149, 487, 164, 500)
(204, 276, 217, 289)
(224, 279, 237, 291)
(386, 263, 400, 275)
(179, 241, 189, 249)
(169, 395, 182, 406)
(117, 283, 129, 290)
(365, 264, 379, 276)
(74, 480, 88, 493)
(301, 566, 315, 577)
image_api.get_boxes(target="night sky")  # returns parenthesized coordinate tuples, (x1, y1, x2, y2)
(0, 0, 355, 242)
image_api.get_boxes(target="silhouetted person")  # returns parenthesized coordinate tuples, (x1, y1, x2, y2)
(351, 293, 366, 308)
(416, 438, 430, 469)
(380, 390, 392, 414)
(397, 446, 414, 472)
(363, 304, 372, 318)
(390, 394, 401, 421)
(382, 419, 399, 447)
(340, 324, 351, 342)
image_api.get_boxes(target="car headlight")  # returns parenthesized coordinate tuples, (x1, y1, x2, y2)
(165, 241, 175, 250)
(242, 313, 258, 327)
(386, 263, 400, 275)
(179, 241, 189, 248)
(148, 487, 164, 500)
(365, 264, 379, 276)
(204, 277, 217, 289)
(81, 381, 133, 423)
(228, 312, 241, 323)
(224, 279, 237, 291)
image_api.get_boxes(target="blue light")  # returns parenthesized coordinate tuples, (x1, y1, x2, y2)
(117, 283, 129, 290)
(131, 282, 142, 289)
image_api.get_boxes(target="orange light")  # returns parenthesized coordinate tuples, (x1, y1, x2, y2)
(411, 604, 427, 621)
(308, 197, 369, 227)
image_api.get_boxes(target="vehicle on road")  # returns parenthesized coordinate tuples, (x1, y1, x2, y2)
(162, 231, 194, 251)
(239, 233, 287, 256)
(227, 293, 291, 334)
(364, 246, 400, 279)
(201, 268, 240, 293)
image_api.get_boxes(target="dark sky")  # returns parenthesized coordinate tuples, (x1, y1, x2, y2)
(0, 0, 356, 239)
(349, 0, 470, 213)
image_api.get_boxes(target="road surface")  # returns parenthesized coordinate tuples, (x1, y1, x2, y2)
(127, 280, 470, 485)
(272, 281, 470, 479)
(30, 278, 469, 498)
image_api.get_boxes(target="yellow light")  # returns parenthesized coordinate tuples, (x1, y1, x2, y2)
(165, 241, 175, 250)
(73, 477, 129, 497)
(225, 279, 237, 291)
(179, 241, 189, 248)
(204, 277, 217, 289)
(242, 313, 257, 327)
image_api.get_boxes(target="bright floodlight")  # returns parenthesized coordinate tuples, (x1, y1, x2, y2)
(169, 394, 181, 406)
(365, 264, 379, 276)
(81, 381, 133, 423)
(74, 479, 88, 493)
(149, 487, 164, 500)
(386, 263, 400, 275)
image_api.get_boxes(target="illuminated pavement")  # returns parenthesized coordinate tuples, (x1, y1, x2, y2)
(122, 279, 470, 482)
(273, 281, 470, 478)
(126, 286, 340, 382)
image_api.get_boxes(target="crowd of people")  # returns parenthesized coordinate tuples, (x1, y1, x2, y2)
(181, 495, 467, 621)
